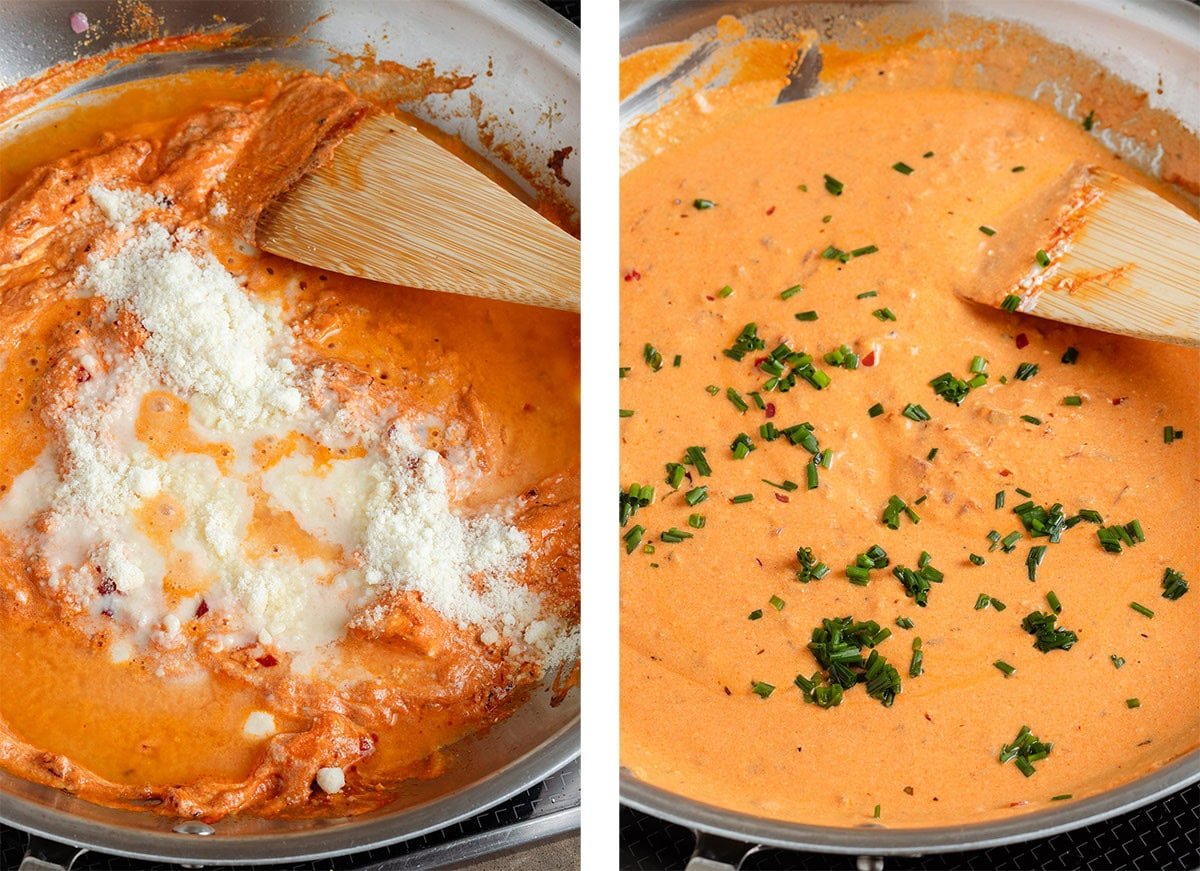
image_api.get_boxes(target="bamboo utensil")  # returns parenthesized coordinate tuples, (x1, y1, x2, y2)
(257, 113, 580, 312)
(963, 166, 1199, 347)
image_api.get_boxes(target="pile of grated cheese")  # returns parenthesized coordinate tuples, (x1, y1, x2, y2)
(0, 185, 576, 673)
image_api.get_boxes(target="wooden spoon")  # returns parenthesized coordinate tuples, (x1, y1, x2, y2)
(257, 113, 580, 312)
(959, 165, 1199, 347)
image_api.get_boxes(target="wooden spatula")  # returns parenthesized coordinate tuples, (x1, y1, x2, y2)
(257, 113, 580, 312)
(960, 165, 1199, 347)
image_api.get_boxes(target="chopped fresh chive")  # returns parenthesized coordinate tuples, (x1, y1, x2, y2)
(923, 151, 935, 158)
(994, 660, 1016, 677)
(1126, 698, 1141, 709)
(1000, 294, 1021, 312)
(685, 446, 711, 476)
(1022, 610, 1077, 652)
(684, 486, 709, 506)
(731, 493, 754, 504)
(770, 595, 786, 612)
(749, 391, 765, 409)
(999, 725, 1053, 776)
(619, 366, 630, 378)
(896, 616, 914, 630)
(969, 554, 986, 566)
(1164, 426, 1184, 444)
(995, 491, 1006, 509)
(874, 804, 882, 819)
(822, 245, 845, 260)
(660, 527, 693, 543)
(1036, 249, 1051, 267)
(687, 513, 706, 529)
(1061, 346, 1079, 364)
(990, 597, 1007, 611)
(1001, 531, 1022, 552)
(717, 284, 734, 298)
(749, 609, 763, 621)
(974, 593, 991, 610)
(893, 161, 914, 175)
(849, 244, 879, 258)
(693, 198, 716, 209)
(868, 402, 885, 418)
(1052, 794, 1073, 801)
(824, 174, 845, 196)
(619, 409, 635, 418)
(1098, 519, 1145, 553)
(724, 322, 766, 361)
(1130, 601, 1154, 619)
(623, 525, 645, 554)
(872, 307, 897, 322)
(929, 371, 972, 405)
(806, 462, 819, 490)
(1021, 415, 1042, 426)
(1162, 567, 1189, 600)
(799, 183, 808, 192)
(1015, 488, 1031, 498)
(892, 559, 944, 607)
(706, 385, 720, 395)
(672, 354, 682, 367)
(644, 343, 663, 371)
(979, 225, 997, 236)
(781, 284, 804, 300)
(822, 214, 833, 223)
(1046, 591, 1062, 613)
(794, 310, 819, 321)
(1111, 655, 1125, 669)
(856, 290, 879, 299)
(665, 463, 686, 489)
(927, 447, 939, 461)
(881, 494, 920, 529)
(1026, 545, 1048, 580)
(751, 680, 775, 698)
(1014, 362, 1040, 381)
(1012, 165, 1026, 173)
(796, 546, 831, 583)
(1082, 110, 1096, 130)
(762, 479, 799, 492)
(970, 356, 989, 375)
(726, 387, 749, 414)
(902, 403, 931, 422)
(1063, 395, 1082, 406)
(909, 637, 924, 678)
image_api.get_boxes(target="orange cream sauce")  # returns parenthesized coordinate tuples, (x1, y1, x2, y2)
(620, 86, 1199, 827)
(0, 69, 579, 818)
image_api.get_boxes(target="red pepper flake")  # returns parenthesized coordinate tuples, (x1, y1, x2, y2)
(999, 469, 1012, 477)
(766, 206, 776, 216)
(97, 577, 117, 596)
(1112, 397, 1125, 406)
(623, 269, 641, 282)
(360, 735, 376, 754)
(101, 608, 114, 617)
(862, 351, 877, 367)
(195, 599, 209, 618)
(775, 493, 790, 503)
(256, 653, 279, 668)
(75, 365, 92, 383)
(765, 402, 776, 419)
(1015, 333, 1029, 349)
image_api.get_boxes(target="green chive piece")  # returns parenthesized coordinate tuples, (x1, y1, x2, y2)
(619, 409, 635, 418)
(1063, 395, 1083, 406)
(660, 527, 694, 543)
(896, 616, 914, 629)
(684, 486, 708, 506)
(1061, 347, 1079, 364)
(1162, 567, 1189, 600)
(927, 447, 939, 461)
(893, 161, 914, 175)
(749, 609, 763, 621)
(619, 367, 630, 379)
(726, 387, 749, 414)
(794, 310, 819, 321)
(799, 183, 808, 192)
(1021, 415, 1042, 425)
(796, 546, 830, 583)
(868, 402, 885, 418)
(1026, 545, 1048, 580)
(644, 343, 663, 371)
(769, 595, 786, 612)
(970, 554, 986, 566)
(990, 597, 1007, 611)
(1036, 249, 1051, 267)
(1014, 362, 1040, 381)
(731, 493, 754, 504)
(902, 403, 931, 422)
(1130, 601, 1154, 619)
(850, 244, 879, 258)
(806, 462, 819, 490)
(995, 491, 1006, 509)
(623, 525, 645, 555)
(872, 307, 897, 322)
(822, 214, 833, 223)
(780, 284, 804, 300)
(824, 174, 845, 196)
(751, 680, 775, 698)
(979, 225, 997, 236)
(763, 479, 799, 492)
(1052, 794, 1073, 801)
(974, 593, 991, 610)
(874, 804, 881, 819)
(1126, 697, 1141, 709)
(687, 513, 706, 529)
(1082, 110, 1096, 130)
(998, 725, 1053, 776)
(970, 356, 989, 374)
(1012, 165, 1026, 173)
(1046, 591, 1062, 613)
(909, 637, 924, 678)
(856, 290, 879, 299)
(1000, 294, 1021, 312)
(705, 385, 720, 395)
(1021, 610, 1077, 652)
(923, 151, 935, 158)
(1111, 655, 1125, 669)
(717, 284, 734, 298)
(685, 446, 711, 476)
(694, 198, 716, 209)
(994, 660, 1016, 677)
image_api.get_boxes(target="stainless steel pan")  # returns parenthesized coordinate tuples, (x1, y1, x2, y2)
(0, 1, 579, 865)
(619, 1, 1200, 863)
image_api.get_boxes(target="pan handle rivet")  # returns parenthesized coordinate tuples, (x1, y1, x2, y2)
(172, 822, 216, 836)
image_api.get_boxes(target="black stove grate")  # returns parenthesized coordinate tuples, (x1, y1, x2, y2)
(620, 782, 1200, 871)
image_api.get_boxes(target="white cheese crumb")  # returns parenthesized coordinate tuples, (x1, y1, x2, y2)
(315, 767, 345, 794)
(88, 184, 157, 228)
(243, 711, 276, 738)
(109, 639, 133, 663)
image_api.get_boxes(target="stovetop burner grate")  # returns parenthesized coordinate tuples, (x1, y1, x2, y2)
(620, 782, 1200, 870)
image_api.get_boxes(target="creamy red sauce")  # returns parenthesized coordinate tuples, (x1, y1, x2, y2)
(620, 34, 1198, 827)
(0, 68, 579, 821)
